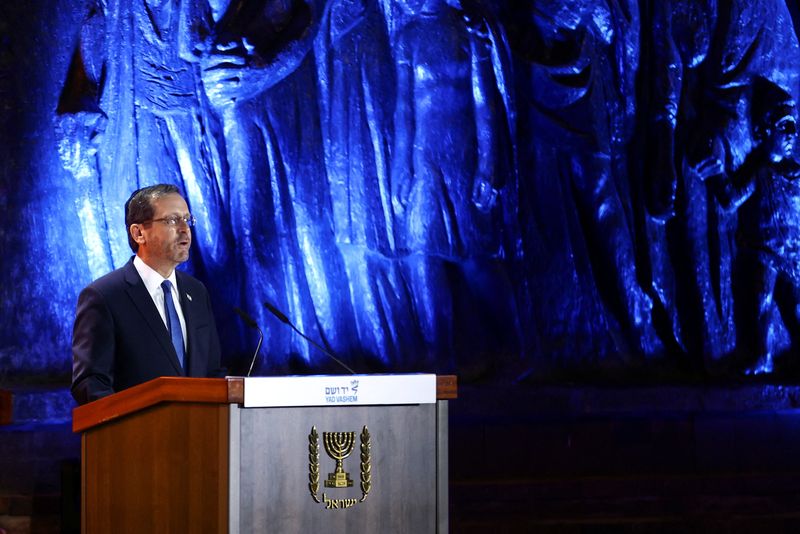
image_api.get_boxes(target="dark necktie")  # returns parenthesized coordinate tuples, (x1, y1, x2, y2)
(161, 280, 185, 369)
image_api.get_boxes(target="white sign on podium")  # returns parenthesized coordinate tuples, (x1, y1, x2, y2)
(243, 374, 437, 408)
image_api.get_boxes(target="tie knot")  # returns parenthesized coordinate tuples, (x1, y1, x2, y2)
(161, 280, 173, 294)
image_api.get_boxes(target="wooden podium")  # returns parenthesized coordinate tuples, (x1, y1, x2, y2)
(73, 375, 457, 533)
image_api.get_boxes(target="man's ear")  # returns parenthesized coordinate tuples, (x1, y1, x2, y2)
(129, 224, 146, 246)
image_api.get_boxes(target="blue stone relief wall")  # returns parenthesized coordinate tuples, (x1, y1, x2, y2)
(5, 0, 800, 383)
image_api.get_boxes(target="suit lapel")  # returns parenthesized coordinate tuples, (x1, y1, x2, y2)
(123, 260, 185, 375)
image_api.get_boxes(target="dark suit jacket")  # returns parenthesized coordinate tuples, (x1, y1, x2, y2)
(71, 257, 223, 405)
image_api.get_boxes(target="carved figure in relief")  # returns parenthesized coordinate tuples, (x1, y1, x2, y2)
(697, 79, 800, 373)
(200, 0, 357, 367)
(315, 0, 420, 367)
(391, 0, 519, 371)
(57, 0, 233, 282)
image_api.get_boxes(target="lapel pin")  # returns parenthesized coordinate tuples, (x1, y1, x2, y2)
(186, 293, 193, 302)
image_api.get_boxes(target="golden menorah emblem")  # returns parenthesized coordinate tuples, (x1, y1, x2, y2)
(323, 431, 356, 488)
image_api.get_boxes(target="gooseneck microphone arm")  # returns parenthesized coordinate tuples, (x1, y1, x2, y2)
(233, 306, 264, 377)
(263, 301, 356, 375)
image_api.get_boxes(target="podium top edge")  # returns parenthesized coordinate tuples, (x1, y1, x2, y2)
(73, 375, 456, 433)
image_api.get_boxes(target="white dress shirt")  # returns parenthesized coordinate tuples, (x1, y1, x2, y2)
(133, 255, 188, 349)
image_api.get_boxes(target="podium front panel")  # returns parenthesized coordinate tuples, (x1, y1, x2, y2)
(231, 403, 437, 533)
(81, 402, 230, 533)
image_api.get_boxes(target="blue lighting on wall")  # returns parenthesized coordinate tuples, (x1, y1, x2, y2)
(5, 0, 800, 386)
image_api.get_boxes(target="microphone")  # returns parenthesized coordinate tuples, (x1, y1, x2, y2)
(233, 306, 264, 377)
(263, 301, 356, 374)
(264, 300, 291, 325)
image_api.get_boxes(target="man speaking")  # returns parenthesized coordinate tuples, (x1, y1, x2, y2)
(71, 184, 223, 405)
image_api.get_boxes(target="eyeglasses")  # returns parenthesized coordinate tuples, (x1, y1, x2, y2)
(140, 215, 197, 227)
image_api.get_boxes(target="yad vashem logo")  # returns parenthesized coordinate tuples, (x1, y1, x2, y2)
(308, 426, 372, 509)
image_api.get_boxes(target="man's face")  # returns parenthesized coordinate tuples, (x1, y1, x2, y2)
(138, 193, 192, 271)
(768, 114, 798, 163)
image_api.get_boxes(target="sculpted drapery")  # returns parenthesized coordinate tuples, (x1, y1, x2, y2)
(55, 0, 800, 379)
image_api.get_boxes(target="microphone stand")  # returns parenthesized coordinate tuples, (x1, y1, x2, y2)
(264, 301, 356, 374)
(233, 307, 264, 377)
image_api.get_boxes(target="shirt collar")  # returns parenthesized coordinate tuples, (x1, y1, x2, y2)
(133, 255, 178, 297)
